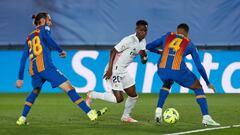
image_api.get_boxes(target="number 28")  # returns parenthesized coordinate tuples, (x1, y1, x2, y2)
(28, 36, 43, 56)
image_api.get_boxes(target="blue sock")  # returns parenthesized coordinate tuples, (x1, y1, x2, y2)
(194, 88, 209, 115)
(67, 89, 91, 113)
(157, 87, 170, 108)
(22, 91, 38, 117)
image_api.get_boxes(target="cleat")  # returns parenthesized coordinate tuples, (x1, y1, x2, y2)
(16, 116, 29, 126)
(121, 116, 138, 123)
(155, 108, 162, 124)
(97, 107, 108, 116)
(87, 110, 98, 121)
(155, 116, 162, 124)
(202, 115, 220, 126)
(86, 91, 93, 107)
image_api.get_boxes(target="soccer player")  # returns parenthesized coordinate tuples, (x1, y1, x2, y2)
(86, 20, 148, 123)
(146, 23, 220, 126)
(15, 12, 106, 125)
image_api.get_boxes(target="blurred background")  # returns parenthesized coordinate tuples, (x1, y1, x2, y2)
(0, 0, 240, 93)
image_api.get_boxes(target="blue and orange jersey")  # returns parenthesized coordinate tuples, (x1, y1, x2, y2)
(146, 32, 210, 85)
(18, 25, 63, 80)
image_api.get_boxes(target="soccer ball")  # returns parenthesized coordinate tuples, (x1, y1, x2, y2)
(163, 108, 179, 124)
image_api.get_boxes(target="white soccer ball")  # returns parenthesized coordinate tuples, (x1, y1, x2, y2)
(163, 108, 179, 124)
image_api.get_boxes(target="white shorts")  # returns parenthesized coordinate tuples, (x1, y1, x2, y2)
(105, 72, 135, 91)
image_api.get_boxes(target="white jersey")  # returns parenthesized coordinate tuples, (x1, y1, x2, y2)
(112, 33, 146, 74)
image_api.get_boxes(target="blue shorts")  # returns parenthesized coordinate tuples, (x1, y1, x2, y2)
(31, 68, 68, 89)
(157, 68, 197, 88)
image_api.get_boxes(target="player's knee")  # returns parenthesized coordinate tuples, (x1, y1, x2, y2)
(59, 81, 75, 92)
(116, 96, 124, 103)
(191, 80, 202, 90)
(32, 88, 41, 94)
(163, 82, 173, 89)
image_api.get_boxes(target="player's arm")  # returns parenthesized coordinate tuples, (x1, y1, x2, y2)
(104, 37, 129, 80)
(146, 38, 163, 55)
(43, 26, 66, 58)
(16, 42, 29, 88)
(103, 48, 118, 80)
(190, 44, 215, 92)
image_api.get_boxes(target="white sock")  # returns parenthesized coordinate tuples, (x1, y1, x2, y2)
(203, 115, 210, 119)
(122, 96, 138, 118)
(90, 91, 117, 103)
(155, 107, 162, 117)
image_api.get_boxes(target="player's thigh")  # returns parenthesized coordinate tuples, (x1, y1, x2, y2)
(122, 73, 136, 90)
(157, 69, 173, 89)
(157, 69, 170, 83)
(31, 74, 45, 90)
(40, 68, 68, 89)
(175, 69, 198, 89)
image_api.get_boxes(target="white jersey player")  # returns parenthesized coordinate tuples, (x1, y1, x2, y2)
(86, 20, 148, 123)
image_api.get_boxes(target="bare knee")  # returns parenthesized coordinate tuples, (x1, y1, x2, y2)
(115, 95, 124, 103)
(59, 81, 74, 92)
(32, 88, 41, 94)
(190, 80, 202, 90)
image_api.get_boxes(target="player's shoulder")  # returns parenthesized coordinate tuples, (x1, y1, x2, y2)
(160, 32, 174, 39)
(120, 34, 135, 43)
(39, 25, 51, 32)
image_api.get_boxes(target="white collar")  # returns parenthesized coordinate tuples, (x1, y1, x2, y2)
(133, 33, 144, 43)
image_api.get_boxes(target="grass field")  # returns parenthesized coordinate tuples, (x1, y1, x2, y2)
(0, 93, 239, 135)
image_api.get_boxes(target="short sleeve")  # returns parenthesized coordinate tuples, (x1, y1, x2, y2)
(114, 37, 131, 52)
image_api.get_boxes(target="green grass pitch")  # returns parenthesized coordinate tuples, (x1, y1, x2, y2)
(0, 93, 239, 135)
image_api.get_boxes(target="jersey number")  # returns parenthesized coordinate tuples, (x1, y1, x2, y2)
(113, 76, 121, 83)
(28, 36, 43, 58)
(169, 38, 183, 52)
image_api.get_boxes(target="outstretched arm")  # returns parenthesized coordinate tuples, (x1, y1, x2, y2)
(146, 38, 163, 54)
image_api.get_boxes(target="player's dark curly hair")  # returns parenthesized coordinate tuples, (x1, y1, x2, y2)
(177, 23, 189, 33)
(136, 20, 148, 27)
(32, 12, 49, 26)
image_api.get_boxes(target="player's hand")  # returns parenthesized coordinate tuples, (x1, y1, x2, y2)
(103, 69, 112, 80)
(16, 80, 23, 88)
(208, 84, 216, 93)
(138, 50, 147, 57)
(59, 51, 67, 58)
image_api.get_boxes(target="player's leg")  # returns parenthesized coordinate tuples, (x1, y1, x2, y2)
(59, 81, 102, 121)
(86, 74, 124, 105)
(155, 81, 173, 124)
(86, 90, 118, 105)
(155, 69, 173, 124)
(16, 75, 45, 126)
(120, 72, 138, 122)
(190, 80, 220, 126)
(121, 84, 138, 123)
(176, 69, 220, 126)
(43, 68, 106, 121)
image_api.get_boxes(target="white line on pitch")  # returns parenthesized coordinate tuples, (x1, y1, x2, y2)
(164, 124, 240, 135)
